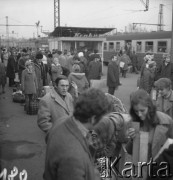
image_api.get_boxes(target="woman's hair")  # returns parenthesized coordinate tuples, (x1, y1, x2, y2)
(154, 78, 172, 90)
(73, 88, 113, 124)
(129, 89, 157, 127)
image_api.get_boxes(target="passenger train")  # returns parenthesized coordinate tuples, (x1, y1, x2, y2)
(103, 31, 172, 67)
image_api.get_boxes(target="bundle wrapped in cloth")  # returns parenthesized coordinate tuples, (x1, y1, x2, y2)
(12, 90, 25, 103)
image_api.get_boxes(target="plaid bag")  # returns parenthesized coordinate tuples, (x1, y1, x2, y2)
(26, 96, 39, 115)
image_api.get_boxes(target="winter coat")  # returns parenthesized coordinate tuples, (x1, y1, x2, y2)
(140, 66, 155, 94)
(2, 52, 9, 67)
(131, 53, 138, 67)
(156, 90, 173, 119)
(159, 62, 173, 86)
(107, 61, 120, 88)
(66, 55, 74, 72)
(59, 54, 67, 68)
(18, 56, 27, 77)
(50, 64, 62, 82)
(37, 88, 74, 133)
(68, 72, 89, 97)
(88, 60, 102, 80)
(120, 54, 130, 70)
(79, 56, 88, 74)
(126, 111, 173, 159)
(21, 69, 38, 95)
(33, 63, 43, 96)
(44, 116, 100, 180)
(6, 55, 16, 78)
(0, 62, 6, 86)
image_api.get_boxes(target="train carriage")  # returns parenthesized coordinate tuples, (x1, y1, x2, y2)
(103, 31, 172, 68)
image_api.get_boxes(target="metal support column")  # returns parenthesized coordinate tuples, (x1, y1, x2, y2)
(54, 0, 60, 29)
(6, 16, 9, 48)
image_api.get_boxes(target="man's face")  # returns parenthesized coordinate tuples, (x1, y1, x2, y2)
(158, 87, 170, 97)
(55, 79, 69, 96)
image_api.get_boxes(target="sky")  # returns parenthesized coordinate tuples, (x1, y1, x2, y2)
(0, 0, 172, 38)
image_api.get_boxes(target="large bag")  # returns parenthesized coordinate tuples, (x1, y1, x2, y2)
(12, 91, 25, 103)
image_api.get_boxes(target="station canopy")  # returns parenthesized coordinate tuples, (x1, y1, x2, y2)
(50, 26, 115, 37)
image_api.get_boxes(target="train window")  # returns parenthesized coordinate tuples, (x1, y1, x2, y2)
(136, 42, 142, 52)
(157, 41, 167, 53)
(116, 42, 120, 51)
(109, 42, 114, 51)
(104, 42, 107, 50)
(145, 41, 153, 52)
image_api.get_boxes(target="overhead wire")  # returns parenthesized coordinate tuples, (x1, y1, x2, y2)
(71, 0, 138, 26)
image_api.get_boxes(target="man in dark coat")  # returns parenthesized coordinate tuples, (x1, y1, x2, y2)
(44, 88, 112, 180)
(88, 54, 102, 83)
(107, 55, 120, 95)
(130, 50, 139, 74)
(158, 54, 173, 88)
(6, 50, 16, 87)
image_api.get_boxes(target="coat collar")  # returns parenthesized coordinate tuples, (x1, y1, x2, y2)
(50, 88, 71, 114)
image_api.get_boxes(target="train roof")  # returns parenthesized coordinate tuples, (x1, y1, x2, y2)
(106, 31, 172, 41)
(50, 26, 115, 37)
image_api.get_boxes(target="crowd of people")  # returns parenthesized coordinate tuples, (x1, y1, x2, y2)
(0, 46, 173, 180)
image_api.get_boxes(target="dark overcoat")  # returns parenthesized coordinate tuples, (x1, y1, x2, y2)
(6, 55, 16, 78)
(160, 62, 173, 86)
(107, 61, 120, 88)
